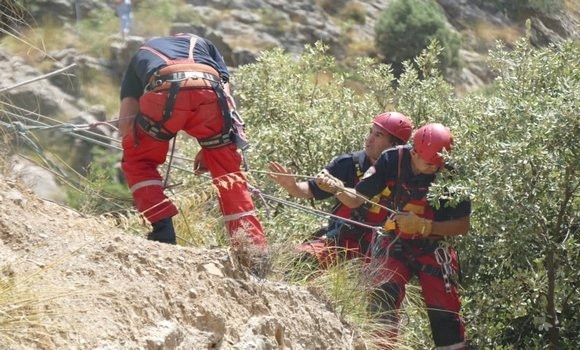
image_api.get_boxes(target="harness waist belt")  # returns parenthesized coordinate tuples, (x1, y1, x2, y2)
(154, 63, 220, 77)
(145, 71, 220, 92)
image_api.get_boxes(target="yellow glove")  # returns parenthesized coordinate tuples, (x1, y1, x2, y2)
(315, 169, 344, 194)
(395, 212, 433, 236)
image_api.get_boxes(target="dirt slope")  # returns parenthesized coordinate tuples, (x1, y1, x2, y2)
(0, 175, 365, 350)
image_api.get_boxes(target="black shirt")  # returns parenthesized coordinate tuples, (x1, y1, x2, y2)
(308, 150, 371, 200)
(356, 146, 471, 221)
(120, 34, 230, 99)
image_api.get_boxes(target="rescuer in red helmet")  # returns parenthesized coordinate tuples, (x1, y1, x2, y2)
(268, 112, 413, 267)
(316, 122, 470, 350)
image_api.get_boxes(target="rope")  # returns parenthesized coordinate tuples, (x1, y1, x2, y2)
(1, 112, 396, 232)
(0, 104, 198, 164)
(248, 185, 385, 233)
(0, 63, 77, 94)
(164, 137, 177, 188)
(251, 168, 399, 215)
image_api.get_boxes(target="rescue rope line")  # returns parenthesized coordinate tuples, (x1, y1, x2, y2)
(249, 185, 385, 233)
(1, 113, 396, 232)
(0, 63, 77, 94)
(251, 168, 399, 215)
(0, 104, 198, 163)
(0, 121, 128, 209)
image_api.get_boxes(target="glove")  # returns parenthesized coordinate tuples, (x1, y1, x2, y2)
(315, 169, 344, 194)
(395, 212, 433, 236)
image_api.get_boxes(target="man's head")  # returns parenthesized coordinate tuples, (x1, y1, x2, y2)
(365, 112, 413, 162)
(410, 123, 453, 174)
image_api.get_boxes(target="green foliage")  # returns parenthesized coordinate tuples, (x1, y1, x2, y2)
(432, 40, 579, 348)
(235, 42, 396, 198)
(76, 10, 117, 55)
(259, 8, 295, 36)
(132, 0, 182, 36)
(66, 147, 131, 215)
(339, 2, 367, 25)
(236, 39, 578, 348)
(374, 0, 461, 76)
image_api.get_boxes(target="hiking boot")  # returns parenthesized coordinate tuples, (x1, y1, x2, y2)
(147, 217, 177, 245)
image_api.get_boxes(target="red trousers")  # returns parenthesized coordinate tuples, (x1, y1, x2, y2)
(297, 230, 373, 268)
(121, 88, 266, 247)
(368, 237, 466, 349)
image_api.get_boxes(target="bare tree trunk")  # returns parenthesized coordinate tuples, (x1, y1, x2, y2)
(546, 246, 560, 349)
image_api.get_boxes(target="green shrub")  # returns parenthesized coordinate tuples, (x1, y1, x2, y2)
(374, 0, 461, 76)
(232, 39, 578, 348)
(432, 39, 579, 349)
(234, 43, 396, 199)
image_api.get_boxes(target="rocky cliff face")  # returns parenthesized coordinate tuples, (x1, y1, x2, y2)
(5, 0, 578, 100)
(0, 0, 577, 197)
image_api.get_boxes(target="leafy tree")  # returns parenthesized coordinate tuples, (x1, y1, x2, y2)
(374, 0, 461, 76)
(235, 42, 396, 198)
(233, 39, 578, 348)
(432, 40, 579, 349)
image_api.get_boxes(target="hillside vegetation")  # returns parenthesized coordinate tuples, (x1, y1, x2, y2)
(0, 0, 578, 349)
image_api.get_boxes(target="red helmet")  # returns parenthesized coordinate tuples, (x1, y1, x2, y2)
(372, 112, 413, 143)
(413, 123, 453, 165)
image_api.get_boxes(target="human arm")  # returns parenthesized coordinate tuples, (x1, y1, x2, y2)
(118, 56, 143, 138)
(268, 161, 313, 199)
(395, 212, 470, 237)
(432, 215, 470, 236)
(314, 170, 367, 208)
(118, 97, 139, 138)
(395, 195, 472, 237)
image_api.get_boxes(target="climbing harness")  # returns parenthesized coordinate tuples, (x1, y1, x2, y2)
(135, 35, 247, 152)
(435, 242, 454, 294)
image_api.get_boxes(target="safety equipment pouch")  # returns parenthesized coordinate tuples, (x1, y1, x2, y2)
(230, 109, 249, 150)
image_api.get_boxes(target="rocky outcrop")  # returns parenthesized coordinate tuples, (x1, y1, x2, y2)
(21, 0, 108, 25)
(0, 174, 367, 349)
(0, 49, 81, 118)
(9, 155, 66, 202)
(9, 0, 578, 94)
(529, 11, 579, 47)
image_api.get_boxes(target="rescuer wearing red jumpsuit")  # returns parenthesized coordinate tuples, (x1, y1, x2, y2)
(317, 123, 471, 349)
(117, 33, 266, 248)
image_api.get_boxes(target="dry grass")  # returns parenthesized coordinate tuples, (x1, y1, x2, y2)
(173, 185, 228, 247)
(0, 271, 56, 348)
(474, 20, 523, 47)
(345, 36, 376, 59)
(0, 254, 99, 349)
(564, 0, 580, 13)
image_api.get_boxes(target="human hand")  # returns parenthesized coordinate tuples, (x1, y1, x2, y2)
(395, 212, 432, 236)
(193, 150, 208, 175)
(315, 169, 344, 194)
(268, 162, 298, 189)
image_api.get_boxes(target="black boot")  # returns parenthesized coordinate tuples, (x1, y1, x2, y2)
(147, 217, 177, 245)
